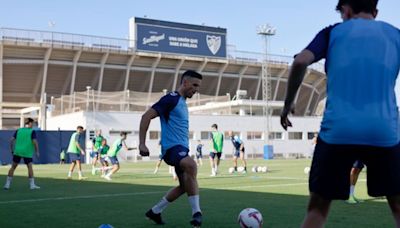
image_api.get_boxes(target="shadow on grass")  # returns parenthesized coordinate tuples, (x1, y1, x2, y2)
(0, 174, 395, 228)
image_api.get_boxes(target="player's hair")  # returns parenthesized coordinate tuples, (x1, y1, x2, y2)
(180, 70, 203, 84)
(24, 118, 34, 125)
(120, 131, 128, 136)
(336, 0, 378, 14)
(77, 126, 84, 130)
(211, 123, 218, 129)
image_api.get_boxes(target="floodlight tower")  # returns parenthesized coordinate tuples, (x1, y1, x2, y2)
(257, 24, 276, 145)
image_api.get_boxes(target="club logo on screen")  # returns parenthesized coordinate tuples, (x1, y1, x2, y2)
(206, 35, 221, 55)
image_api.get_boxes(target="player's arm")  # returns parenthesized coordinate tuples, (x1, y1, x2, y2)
(139, 108, 159, 156)
(281, 50, 315, 130)
(281, 25, 333, 130)
(31, 131, 39, 157)
(9, 130, 17, 154)
(75, 134, 85, 155)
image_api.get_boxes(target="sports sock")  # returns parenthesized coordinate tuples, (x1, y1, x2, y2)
(5, 176, 12, 185)
(29, 178, 35, 186)
(188, 195, 201, 215)
(350, 185, 355, 196)
(67, 171, 72, 177)
(152, 197, 170, 214)
(78, 171, 83, 177)
(234, 166, 237, 171)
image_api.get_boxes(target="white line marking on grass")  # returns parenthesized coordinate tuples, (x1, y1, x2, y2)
(0, 191, 165, 204)
(215, 182, 308, 190)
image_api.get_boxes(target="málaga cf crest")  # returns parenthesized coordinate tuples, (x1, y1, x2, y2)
(206, 35, 221, 55)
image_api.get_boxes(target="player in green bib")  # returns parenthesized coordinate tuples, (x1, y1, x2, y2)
(60, 149, 66, 164)
(91, 129, 104, 175)
(209, 124, 224, 176)
(4, 118, 40, 190)
(103, 132, 129, 181)
(67, 126, 86, 180)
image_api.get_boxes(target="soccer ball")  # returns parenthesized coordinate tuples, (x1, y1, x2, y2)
(304, 166, 311, 175)
(238, 208, 263, 228)
(251, 166, 258, 173)
(261, 166, 268, 173)
(229, 167, 235, 174)
(98, 224, 114, 228)
(237, 166, 245, 172)
(257, 166, 263, 172)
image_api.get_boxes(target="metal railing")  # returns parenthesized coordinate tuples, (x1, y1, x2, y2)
(0, 27, 325, 72)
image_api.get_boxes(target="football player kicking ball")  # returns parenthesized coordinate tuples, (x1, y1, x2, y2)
(140, 70, 203, 227)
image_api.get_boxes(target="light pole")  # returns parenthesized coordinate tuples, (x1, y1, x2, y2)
(257, 24, 276, 147)
(86, 86, 91, 111)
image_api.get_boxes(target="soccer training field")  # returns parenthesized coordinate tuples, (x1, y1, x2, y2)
(0, 159, 393, 227)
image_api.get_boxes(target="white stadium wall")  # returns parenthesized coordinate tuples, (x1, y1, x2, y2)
(47, 111, 321, 160)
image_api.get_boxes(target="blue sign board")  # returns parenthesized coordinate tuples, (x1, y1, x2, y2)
(135, 18, 226, 58)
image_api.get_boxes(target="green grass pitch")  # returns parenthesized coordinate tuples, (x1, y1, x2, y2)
(0, 159, 394, 227)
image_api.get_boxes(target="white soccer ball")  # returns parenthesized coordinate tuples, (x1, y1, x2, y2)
(229, 167, 235, 174)
(304, 166, 311, 175)
(257, 166, 263, 172)
(252, 166, 258, 173)
(237, 166, 245, 172)
(261, 166, 268, 173)
(238, 208, 263, 228)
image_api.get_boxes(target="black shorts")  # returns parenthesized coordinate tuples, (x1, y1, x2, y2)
(310, 137, 400, 200)
(163, 145, 189, 175)
(353, 160, 365, 170)
(209, 152, 222, 159)
(13, 155, 32, 165)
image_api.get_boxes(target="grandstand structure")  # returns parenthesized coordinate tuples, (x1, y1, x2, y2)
(0, 18, 327, 158)
(0, 26, 326, 129)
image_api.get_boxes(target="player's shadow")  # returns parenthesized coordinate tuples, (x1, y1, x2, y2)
(0, 174, 394, 228)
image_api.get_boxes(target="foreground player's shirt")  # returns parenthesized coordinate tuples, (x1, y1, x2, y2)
(152, 92, 189, 155)
(305, 19, 400, 146)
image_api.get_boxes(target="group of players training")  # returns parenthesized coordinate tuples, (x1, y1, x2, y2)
(2, 0, 400, 227)
(154, 124, 248, 180)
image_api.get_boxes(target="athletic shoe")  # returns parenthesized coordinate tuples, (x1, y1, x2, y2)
(352, 195, 363, 203)
(190, 211, 202, 227)
(242, 170, 247, 174)
(345, 196, 358, 204)
(30, 184, 40, 190)
(145, 209, 165, 225)
(67, 176, 72, 180)
(103, 175, 112, 181)
(78, 176, 87, 180)
(3, 184, 10, 190)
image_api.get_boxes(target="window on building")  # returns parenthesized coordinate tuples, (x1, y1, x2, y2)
(247, 131, 263, 140)
(149, 131, 160, 140)
(288, 132, 303, 140)
(269, 132, 283, 140)
(189, 131, 194, 140)
(224, 131, 241, 140)
(109, 130, 133, 135)
(201, 131, 212, 140)
(307, 132, 317, 140)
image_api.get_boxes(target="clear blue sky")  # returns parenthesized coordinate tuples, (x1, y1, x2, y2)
(1, 0, 399, 56)
(1, 0, 400, 98)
